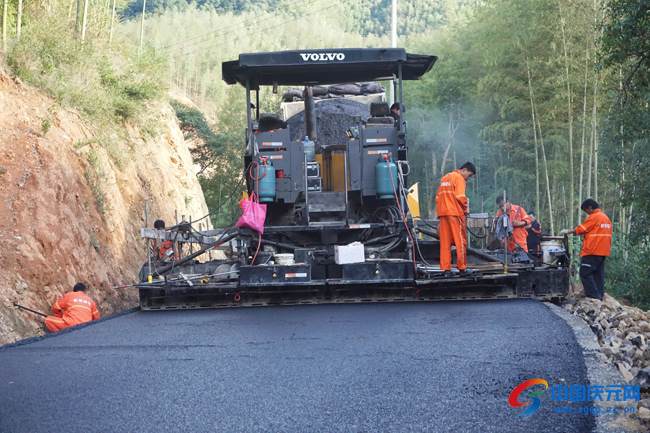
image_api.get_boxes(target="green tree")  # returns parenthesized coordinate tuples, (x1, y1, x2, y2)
(599, 0, 650, 238)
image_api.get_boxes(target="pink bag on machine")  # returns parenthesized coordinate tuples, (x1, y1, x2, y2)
(236, 193, 267, 234)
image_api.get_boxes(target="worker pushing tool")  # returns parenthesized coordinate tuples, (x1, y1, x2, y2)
(44, 283, 100, 332)
(560, 198, 613, 300)
(436, 162, 476, 277)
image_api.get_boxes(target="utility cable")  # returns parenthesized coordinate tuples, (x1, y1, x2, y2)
(165, 161, 252, 231)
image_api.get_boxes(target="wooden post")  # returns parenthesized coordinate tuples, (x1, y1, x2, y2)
(503, 190, 508, 274)
(81, 0, 89, 41)
(75, 0, 82, 37)
(145, 202, 152, 283)
(174, 210, 179, 259)
(16, 0, 21, 40)
(3, 0, 9, 51)
(139, 0, 146, 54)
(189, 216, 193, 255)
(109, 0, 116, 45)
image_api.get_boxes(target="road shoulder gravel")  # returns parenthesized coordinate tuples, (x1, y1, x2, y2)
(545, 302, 645, 432)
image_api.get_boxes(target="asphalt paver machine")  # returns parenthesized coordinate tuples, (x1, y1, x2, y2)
(134, 48, 570, 310)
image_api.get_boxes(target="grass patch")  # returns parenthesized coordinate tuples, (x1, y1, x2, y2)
(84, 169, 108, 214)
(84, 148, 109, 214)
(41, 117, 51, 134)
(41, 104, 56, 134)
(6, 2, 169, 151)
(89, 230, 112, 258)
(75, 138, 102, 149)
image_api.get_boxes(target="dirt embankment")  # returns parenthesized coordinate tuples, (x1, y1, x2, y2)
(0, 67, 210, 345)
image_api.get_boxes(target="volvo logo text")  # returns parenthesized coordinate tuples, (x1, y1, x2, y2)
(300, 53, 346, 61)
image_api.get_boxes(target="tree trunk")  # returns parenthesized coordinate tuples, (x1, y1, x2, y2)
(558, 1, 574, 229)
(526, 60, 541, 215)
(139, 0, 147, 54)
(578, 42, 589, 223)
(428, 155, 437, 218)
(81, 0, 89, 41)
(109, 0, 116, 44)
(2, 0, 8, 52)
(627, 204, 633, 236)
(587, 69, 599, 198)
(16, 0, 21, 40)
(537, 117, 554, 234)
(75, 0, 82, 36)
(534, 141, 540, 214)
(68, 0, 75, 20)
(594, 124, 599, 201)
(618, 67, 626, 238)
(440, 107, 460, 176)
(588, 0, 605, 201)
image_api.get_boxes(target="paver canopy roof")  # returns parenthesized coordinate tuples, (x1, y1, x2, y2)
(222, 48, 437, 89)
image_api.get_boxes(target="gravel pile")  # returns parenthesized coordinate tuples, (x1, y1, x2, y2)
(287, 98, 371, 148)
(565, 293, 650, 426)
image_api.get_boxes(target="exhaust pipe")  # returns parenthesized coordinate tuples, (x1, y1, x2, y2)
(304, 86, 317, 144)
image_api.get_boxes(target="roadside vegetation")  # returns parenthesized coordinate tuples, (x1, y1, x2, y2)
(171, 100, 242, 227)
(4, 1, 168, 128)
(1, 0, 170, 216)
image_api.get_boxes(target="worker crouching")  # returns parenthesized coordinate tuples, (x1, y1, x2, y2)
(44, 283, 100, 332)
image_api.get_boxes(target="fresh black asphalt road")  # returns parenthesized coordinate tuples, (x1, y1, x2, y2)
(0, 299, 594, 432)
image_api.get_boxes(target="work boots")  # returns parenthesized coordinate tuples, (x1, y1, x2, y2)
(458, 269, 475, 277)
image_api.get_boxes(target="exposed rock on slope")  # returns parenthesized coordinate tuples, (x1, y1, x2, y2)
(0, 67, 210, 345)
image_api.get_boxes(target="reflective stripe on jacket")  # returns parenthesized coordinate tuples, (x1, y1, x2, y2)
(574, 209, 612, 257)
(436, 170, 467, 217)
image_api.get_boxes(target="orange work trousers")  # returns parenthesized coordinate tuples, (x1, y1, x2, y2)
(44, 316, 73, 332)
(439, 215, 467, 271)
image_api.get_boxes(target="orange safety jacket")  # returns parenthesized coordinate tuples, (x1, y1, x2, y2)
(158, 239, 174, 260)
(496, 204, 531, 252)
(153, 230, 176, 260)
(52, 291, 100, 326)
(436, 170, 467, 217)
(574, 209, 612, 257)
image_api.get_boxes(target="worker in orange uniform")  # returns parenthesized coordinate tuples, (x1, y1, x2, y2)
(153, 219, 175, 262)
(44, 283, 100, 332)
(436, 162, 476, 277)
(525, 211, 543, 259)
(496, 196, 531, 252)
(560, 198, 612, 300)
